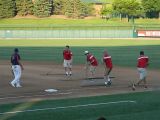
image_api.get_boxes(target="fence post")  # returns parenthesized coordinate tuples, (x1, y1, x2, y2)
(132, 25, 137, 38)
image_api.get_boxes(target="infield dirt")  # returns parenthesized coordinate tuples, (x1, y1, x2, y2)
(0, 61, 159, 104)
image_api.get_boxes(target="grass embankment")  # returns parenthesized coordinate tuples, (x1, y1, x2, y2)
(0, 18, 159, 30)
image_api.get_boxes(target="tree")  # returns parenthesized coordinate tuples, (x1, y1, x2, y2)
(53, 0, 66, 15)
(0, 0, 16, 18)
(142, 0, 160, 18)
(16, 0, 34, 16)
(112, 0, 126, 20)
(34, 0, 53, 18)
(80, 3, 94, 17)
(112, 0, 143, 22)
(101, 4, 113, 20)
(125, 0, 144, 21)
(64, 0, 93, 18)
(52, 0, 94, 18)
(65, 0, 82, 18)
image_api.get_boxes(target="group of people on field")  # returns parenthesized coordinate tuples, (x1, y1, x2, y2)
(10, 45, 149, 90)
(63, 45, 113, 86)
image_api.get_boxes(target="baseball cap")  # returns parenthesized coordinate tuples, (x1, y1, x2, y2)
(84, 51, 89, 55)
(14, 48, 19, 53)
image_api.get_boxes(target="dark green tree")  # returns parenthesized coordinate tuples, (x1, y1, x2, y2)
(80, 3, 94, 17)
(34, 0, 53, 18)
(0, 0, 16, 18)
(16, 0, 34, 16)
(53, 0, 66, 15)
(142, 0, 160, 18)
(64, 0, 93, 18)
(65, 0, 82, 18)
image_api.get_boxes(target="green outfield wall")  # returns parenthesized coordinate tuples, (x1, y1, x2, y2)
(0, 29, 136, 39)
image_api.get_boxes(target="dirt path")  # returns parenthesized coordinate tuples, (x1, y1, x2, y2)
(0, 61, 159, 104)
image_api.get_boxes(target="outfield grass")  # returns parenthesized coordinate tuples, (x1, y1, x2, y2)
(0, 39, 160, 47)
(0, 91, 160, 120)
(0, 39, 160, 69)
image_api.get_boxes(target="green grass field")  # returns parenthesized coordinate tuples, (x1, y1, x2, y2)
(0, 18, 159, 25)
(0, 91, 160, 120)
(0, 38, 160, 120)
(0, 39, 160, 69)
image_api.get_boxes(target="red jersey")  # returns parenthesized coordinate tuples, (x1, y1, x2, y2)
(103, 54, 113, 68)
(63, 50, 72, 60)
(137, 55, 149, 68)
(87, 54, 98, 66)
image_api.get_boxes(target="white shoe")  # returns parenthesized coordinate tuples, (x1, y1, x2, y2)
(65, 72, 69, 76)
(105, 82, 108, 85)
(16, 85, 22, 88)
(69, 72, 72, 76)
(10, 82, 15, 87)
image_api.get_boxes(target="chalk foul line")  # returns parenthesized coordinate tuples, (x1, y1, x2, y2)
(0, 100, 136, 115)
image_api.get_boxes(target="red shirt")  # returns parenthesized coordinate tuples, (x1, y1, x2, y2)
(63, 50, 72, 60)
(137, 55, 149, 68)
(103, 54, 113, 68)
(87, 54, 98, 66)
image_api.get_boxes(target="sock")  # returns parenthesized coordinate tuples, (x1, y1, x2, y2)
(107, 76, 111, 82)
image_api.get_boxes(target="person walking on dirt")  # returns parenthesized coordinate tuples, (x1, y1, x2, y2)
(102, 50, 113, 86)
(63, 45, 73, 76)
(133, 51, 149, 89)
(84, 51, 98, 79)
(10, 48, 24, 88)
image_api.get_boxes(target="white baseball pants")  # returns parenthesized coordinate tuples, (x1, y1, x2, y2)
(11, 65, 22, 87)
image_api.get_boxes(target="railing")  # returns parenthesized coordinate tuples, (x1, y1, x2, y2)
(0, 25, 159, 39)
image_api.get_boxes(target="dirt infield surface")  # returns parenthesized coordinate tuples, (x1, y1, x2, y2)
(0, 61, 159, 104)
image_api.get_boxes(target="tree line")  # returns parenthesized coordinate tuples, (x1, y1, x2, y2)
(0, 0, 94, 18)
(101, 0, 160, 21)
(0, 0, 160, 19)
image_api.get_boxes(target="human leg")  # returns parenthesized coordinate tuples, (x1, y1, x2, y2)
(90, 66, 96, 78)
(16, 66, 22, 87)
(11, 65, 19, 87)
(63, 60, 69, 75)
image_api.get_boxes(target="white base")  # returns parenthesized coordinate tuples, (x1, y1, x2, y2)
(45, 89, 58, 93)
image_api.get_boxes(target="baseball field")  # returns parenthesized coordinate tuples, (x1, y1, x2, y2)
(0, 39, 160, 120)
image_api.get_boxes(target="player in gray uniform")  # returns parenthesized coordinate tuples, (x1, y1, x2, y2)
(10, 48, 24, 87)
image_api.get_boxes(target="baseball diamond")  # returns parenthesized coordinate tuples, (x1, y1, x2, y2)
(0, 39, 160, 120)
(1, 0, 160, 119)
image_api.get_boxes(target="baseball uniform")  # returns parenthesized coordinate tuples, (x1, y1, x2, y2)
(103, 52, 113, 85)
(10, 51, 22, 87)
(86, 53, 98, 73)
(103, 54, 113, 69)
(63, 49, 72, 68)
(137, 55, 149, 80)
(63, 47, 73, 76)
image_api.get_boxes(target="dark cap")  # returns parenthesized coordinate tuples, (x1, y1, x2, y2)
(140, 51, 144, 55)
(66, 45, 69, 48)
(14, 48, 19, 53)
